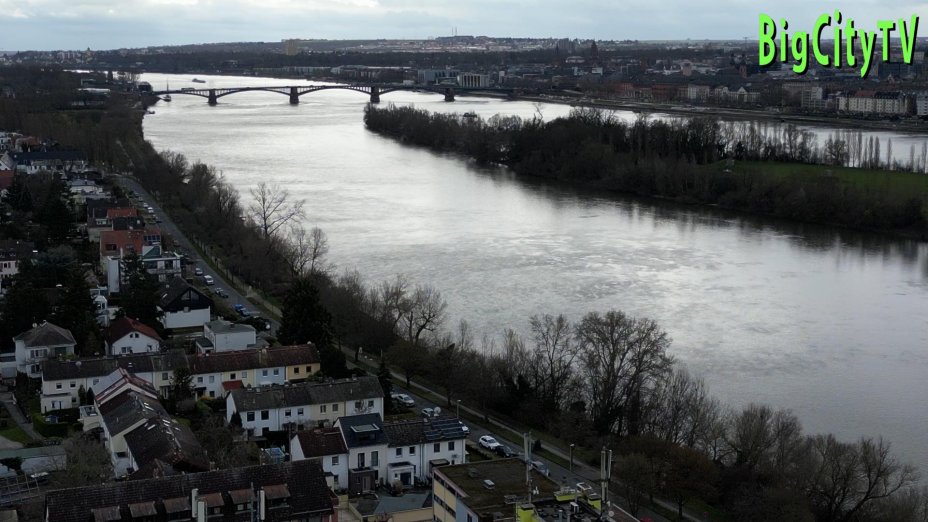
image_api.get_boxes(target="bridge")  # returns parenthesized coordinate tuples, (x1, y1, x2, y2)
(151, 83, 523, 105)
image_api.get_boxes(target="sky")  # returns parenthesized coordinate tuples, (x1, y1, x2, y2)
(3, 0, 928, 51)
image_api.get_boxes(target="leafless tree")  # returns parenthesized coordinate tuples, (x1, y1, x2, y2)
(402, 284, 447, 346)
(282, 225, 330, 278)
(247, 181, 306, 240)
(529, 313, 579, 411)
(54, 435, 112, 488)
(377, 274, 411, 332)
(726, 404, 805, 483)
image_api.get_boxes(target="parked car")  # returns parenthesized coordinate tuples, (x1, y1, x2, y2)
(421, 407, 441, 418)
(575, 482, 594, 496)
(495, 445, 517, 458)
(459, 421, 470, 434)
(233, 303, 247, 316)
(530, 460, 550, 477)
(213, 287, 229, 298)
(203, 275, 214, 285)
(194, 267, 203, 276)
(391, 393, 415, 408)
(239, 315, 269, 330)
(479, 435, 501, 450)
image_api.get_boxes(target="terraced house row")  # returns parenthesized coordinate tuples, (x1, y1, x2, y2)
(39, 344, 321, 412)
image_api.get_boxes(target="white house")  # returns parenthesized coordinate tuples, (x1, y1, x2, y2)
(226, 376, 384, 437)
(289, 427, 350, 491)
(104, 317, 162, 356)
(92, 370, 164, 476)
(335, 414, 389, 495)
(198, 320, 256, 354)
(383, 416, 468, 488)
(106, 245, 183, 294)
(0, 240, 34, 292)
(13, 321, 76, 378)
(158, 277, 212, 330)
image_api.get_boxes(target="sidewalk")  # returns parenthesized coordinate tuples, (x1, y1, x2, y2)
(0, 391, 40, 442)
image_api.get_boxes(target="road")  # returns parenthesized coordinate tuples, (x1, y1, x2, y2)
(112, 174, 279, 335)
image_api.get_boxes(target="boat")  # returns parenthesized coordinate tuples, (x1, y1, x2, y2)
(192, 78, 206, 83)
(163, 81, 172, 102)
(462, 111, 478, 118)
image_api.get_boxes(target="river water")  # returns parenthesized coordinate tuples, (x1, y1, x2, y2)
(141, 73, 928, 471)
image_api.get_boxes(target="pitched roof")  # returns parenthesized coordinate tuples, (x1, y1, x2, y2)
(42, 350, 189, 382)
(294, 427, 348, 458)
(337, 414, 388, 449)
(105, 317, 162, 347)
(190, 344, 319, 374)
(383, 415, 468, 447)
(13, 321, 76, 348)
(0, 240, 35, 262)
(100, 391, 168, 437)
(124, 417, 209, 478)
(230, 375, 382, 412)
(44, 460, 334, 522)
(158, 277, 213, 312)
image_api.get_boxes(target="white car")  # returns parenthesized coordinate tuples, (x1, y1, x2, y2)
(478, 435, 501, 450)
(531, 460, 550, 477)
(391, 393, 415, 408)
(459, 421, 470, 434)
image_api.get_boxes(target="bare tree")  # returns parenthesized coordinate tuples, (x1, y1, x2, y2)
(529, 313, 579, 411)
(378, 275, 411, 333)
(402, 284, 447, 346)
(247, 181, 306, 240)
(54, 435, 112, 488)
(283, 225, 330, 278)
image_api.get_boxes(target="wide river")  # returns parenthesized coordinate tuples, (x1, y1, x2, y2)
(142, 73, 928, 471)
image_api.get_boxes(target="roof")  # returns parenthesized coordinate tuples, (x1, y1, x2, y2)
(124, 417, 209, 478)
(294, 427, 348, 458)
(337, 414, 388, 449)
(0, 240, 34, 262)
(42, 350, 189, 382)
(106, 207, 138, 219)
(13, 321, 76, 348)
(44, 460, 334, 522)
(434, 459, 562, 516)
(206, 319, 256, 336)
(384, 415, 467, 447)
(230, 375, 382, 412)
(158, 277, 213, 312)
(105, 317, 162, 347)
(99, 228, 161, 258)
(92, 368, 159, 404)
(100, 391, 168, 436)
(191, 345, 319, 375)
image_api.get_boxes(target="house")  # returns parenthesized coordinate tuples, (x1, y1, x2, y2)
(198, 319, 257, 354)
(336, 414, 389, 494)
(123, 416, 209, 479)
(98, 390, 167, 476)
(0, 240, 35, 292)
(13, 321, 76, 378)
(6, 149, 87, 175)
(432, 459, 614, 522)
(44, 460, 337, 522)
(103, 241, 181, 293)
(383, 416, 468, 488)
(290, 427, 350, 491)
(40, 345, 320, 410)
(158, 277, 213, 329)
(99, 227, 162, 261)
(226, 375, 384, 436)
(104, 317, 162, 356)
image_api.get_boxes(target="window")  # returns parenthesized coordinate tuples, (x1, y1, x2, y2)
(208, 375, 215, 383)
(261, 410, 269, 420)
(284, 409, 291, 417)
(246, 412, 255, 422)
(332, 404, 339, 412)
(468, 515, 473, 522)
(434, 443, 440, 452)
(209, 391, 215, 398)
(197, 376, 203, 384)
(371, 451, 379, 467)
(368, 400, 374, 407)
(92, 378, 99, 385)
(161, 372, 168, 380)
(448, 441, 455, 451)
(320, 405, 327, 414)
(70, 381, 76, 388)
(294, 367, 300, 375)
(55, 383, 62, 390)
(355, 401, 362, 409)
(242, 371, 248, 378)
(297, 408, 304, 416)
(305, 365, 311, 373)
(358, 453, 365, 468)
(230, 373, 236, 379)
(273, 369, 279, 376)
(409, 446, 416, 455)
(332, 455, 339, 466)
(396, 448, 402, 457)
(262, 370, 268, 377)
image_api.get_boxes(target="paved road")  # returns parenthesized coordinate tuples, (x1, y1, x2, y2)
(112, 174, 279, 335)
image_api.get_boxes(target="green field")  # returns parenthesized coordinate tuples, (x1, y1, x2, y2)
(0, 425, 34, 445)
(718, 161, 928, 201)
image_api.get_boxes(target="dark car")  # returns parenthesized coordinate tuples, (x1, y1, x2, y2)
(495, 445, 516, 458)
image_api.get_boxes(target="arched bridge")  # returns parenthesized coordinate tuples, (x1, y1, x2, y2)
(151, 83, 523, 105)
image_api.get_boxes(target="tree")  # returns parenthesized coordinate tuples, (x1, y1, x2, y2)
(195, 416, 260, 470)
(390, 339, 430, 388)
(378, 359, 393, 413)
(663, 444, 719, 520)
(401, 284, 447, 346)
(282, 225, 330, 278)
(614, 452, 655, 517)
(247, 181, 306, 240)
(529, 313, 579, 412)
(278, 278, 349, 378)
(575, 311, 673, 436)
(54, 434, 112, 488)
(118, 252, 161, 327)
(170, 367, 194, 403)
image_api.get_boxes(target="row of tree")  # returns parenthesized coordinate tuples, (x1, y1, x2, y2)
(364, 104, 928, 234)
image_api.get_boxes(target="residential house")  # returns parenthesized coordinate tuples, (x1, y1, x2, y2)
(225, 375, 384, 436)
(13, 321, 76, 378)
(44, 460, 336, 522)
(836, 90, 907, 115)
(6, 150, 87, 175)
(158, 277, 213, 329)
(336, 414, 389, 494)
(290, 427, 350, 491)
(197, 319, 257, 354)
(104, 242, 181, 293)
(383, 416, 468, 487)
(123, 416, 209, 479)
(0, 240, 35, 293)
(94, 377, 164, 476)
(104, 316, 162, 356)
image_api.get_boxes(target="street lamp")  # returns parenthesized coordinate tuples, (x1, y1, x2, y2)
(569, 443, 575, 472)
(456, 399, 461, 418)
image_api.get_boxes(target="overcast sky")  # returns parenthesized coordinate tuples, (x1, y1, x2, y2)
(3, 0, 927, 51)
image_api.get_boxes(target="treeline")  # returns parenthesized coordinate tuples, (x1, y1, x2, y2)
(364, 104, 928, 235)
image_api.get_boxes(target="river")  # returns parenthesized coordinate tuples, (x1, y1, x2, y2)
(141, 73, 928, 472)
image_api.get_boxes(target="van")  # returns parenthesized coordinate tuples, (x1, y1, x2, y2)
(530, 460, 550, 477)
(203, 275, 214, 285)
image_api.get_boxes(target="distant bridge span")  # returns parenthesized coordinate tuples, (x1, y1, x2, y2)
(151, 83, 524, 105)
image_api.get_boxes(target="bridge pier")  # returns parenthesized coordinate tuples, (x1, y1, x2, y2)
(289, 87, 299, 105)
(444, 87, 455, 102)
(207, 89, 217, 106)
(369, 86, 380, 104)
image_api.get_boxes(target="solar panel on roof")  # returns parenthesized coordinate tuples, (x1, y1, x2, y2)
(351, 424, 379, 434)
